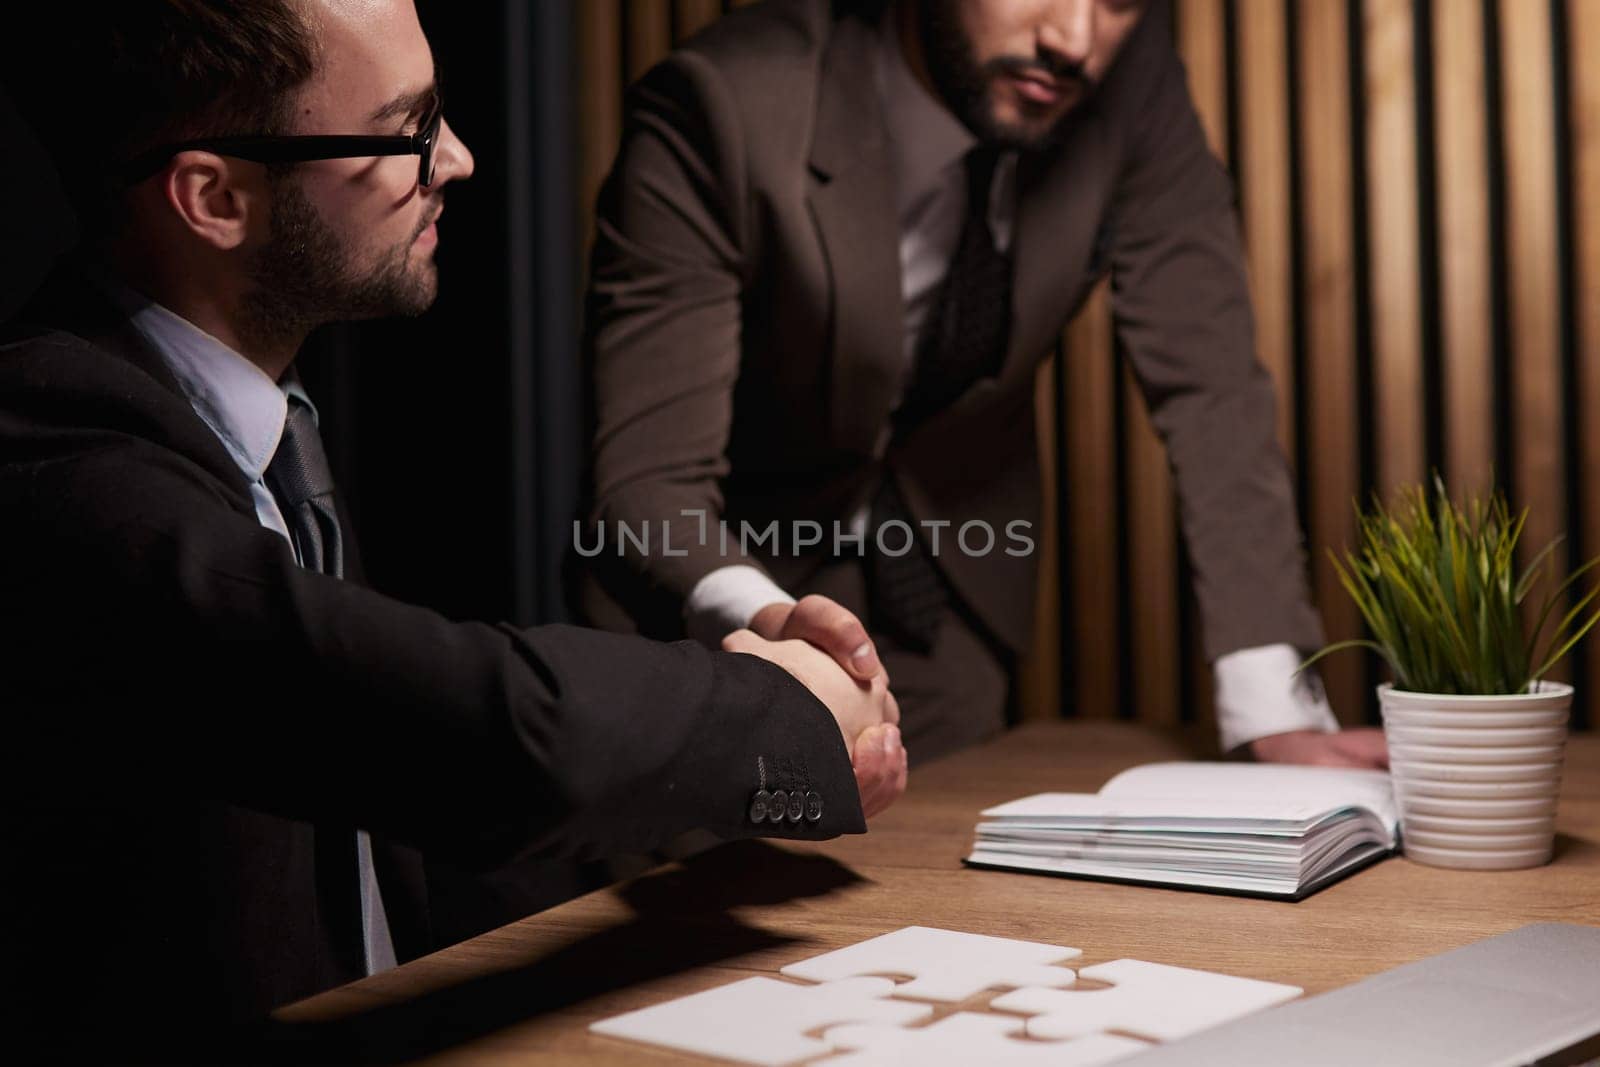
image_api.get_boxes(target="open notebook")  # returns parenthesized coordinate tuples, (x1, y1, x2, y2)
(965, 762, 1399, 901)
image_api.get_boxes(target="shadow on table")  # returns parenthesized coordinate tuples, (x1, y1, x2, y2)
(1552, 832, 1593, 864)
(247, 840, 865, 1063)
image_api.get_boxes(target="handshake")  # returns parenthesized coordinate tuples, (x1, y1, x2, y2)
(722, 595, 908, 818)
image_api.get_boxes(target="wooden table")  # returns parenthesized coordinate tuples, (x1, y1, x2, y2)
(274, 722, 1600, 1063)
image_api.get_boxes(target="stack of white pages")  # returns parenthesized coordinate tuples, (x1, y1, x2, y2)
(966, 762, 1399, 900)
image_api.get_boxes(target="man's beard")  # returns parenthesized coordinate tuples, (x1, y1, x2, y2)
(240, 172, 438, 352)
(917, 0, 1093, 152)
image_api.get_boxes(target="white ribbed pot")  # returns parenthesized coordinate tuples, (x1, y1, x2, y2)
(1381, 681, 1572, 870)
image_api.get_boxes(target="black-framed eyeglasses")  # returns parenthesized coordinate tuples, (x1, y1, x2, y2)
(121, 88, 444, 188)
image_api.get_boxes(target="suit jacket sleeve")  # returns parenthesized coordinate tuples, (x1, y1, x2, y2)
(582, 51, 759, 611)
(1102, 26, 1326, 660)
(7, 404, 864, 868)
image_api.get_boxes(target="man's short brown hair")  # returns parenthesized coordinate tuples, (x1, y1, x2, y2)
(6, 0, 320, 228)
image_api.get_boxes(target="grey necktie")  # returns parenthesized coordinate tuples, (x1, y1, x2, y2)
(265, 395, 344, 579)
(265, 393, 397, 974)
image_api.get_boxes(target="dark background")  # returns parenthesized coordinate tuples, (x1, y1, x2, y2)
(297, 1, 581, 630)
(0, 0, 582, 632)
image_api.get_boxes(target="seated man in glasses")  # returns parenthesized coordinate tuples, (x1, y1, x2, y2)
(0, 0, 905, 1056)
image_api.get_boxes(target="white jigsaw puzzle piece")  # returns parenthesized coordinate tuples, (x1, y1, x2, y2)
(992, 958, 1302, 1042)
(780, 926, 1081, 1002)
(817, 1012, 1152, 1066)
(589, 975, 932, 1066)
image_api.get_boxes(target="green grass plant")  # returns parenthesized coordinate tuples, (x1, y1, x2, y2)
(1303, 478, 1600, 694)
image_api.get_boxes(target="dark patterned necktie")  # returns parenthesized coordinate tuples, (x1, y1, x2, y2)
(265, 395, 344, 579)
(895, 146, 1013, 431)
(263, 393, 396, 973)
(869, 147, 1013, 652)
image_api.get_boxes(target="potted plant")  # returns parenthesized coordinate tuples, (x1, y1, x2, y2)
(1303, 479, 1600, 870)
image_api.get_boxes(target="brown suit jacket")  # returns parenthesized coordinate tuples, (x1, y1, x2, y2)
(578, 0, 1324, 663)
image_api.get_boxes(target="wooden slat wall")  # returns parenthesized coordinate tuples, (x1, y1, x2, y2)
(575, 1, 1600, 732)
(675, 0, 723, 37)
(1123, 373, 1181, 727)
(1575, 0, 1600, 721)
(576, 0, 622, 279)
(1177, 0, 1230, 735)
(1499, 0, 1570, 677)
(1180, 0, 1231, 158)
(1365, 0, 1425, 495)
(1236, 1, 1298, 456)
(1298, 0, 1365, 725)
(1019, 357, 1064, 723)
(626, 1, 672, 80)
(1433, 0, 1494, 497)
(1063, 285, 1122, 721)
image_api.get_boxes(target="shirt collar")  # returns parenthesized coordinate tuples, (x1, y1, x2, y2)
(97, 277, 310, 484)
(875, 8, 978, 207)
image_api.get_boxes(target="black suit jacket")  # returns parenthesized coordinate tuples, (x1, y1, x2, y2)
(0, 277, 863, 1058)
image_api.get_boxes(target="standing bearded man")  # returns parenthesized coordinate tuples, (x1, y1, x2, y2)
(576, 0, 1387, 769)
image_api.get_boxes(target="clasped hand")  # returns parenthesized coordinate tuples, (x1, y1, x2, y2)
(723, 595, 906, 818)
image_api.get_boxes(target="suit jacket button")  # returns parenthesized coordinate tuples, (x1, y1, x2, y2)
(749, 790, 771, 824)
(768, 789, 789, 824)
(805, 791, 823, 822)
(786, 790, 805, 822)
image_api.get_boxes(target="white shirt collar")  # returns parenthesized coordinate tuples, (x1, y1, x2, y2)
(875, 8, 978, 207)
(98, 278, 309, 484)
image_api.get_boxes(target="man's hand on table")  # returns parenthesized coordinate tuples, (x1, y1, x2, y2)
(1249, 727, 1389, 769)
(722, 627, 908, 818)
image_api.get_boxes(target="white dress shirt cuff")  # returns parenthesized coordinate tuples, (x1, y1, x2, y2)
(1213, 643, 1340, 752)
(685, 565, 795, 647)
